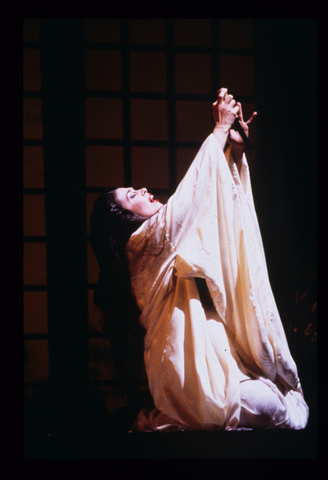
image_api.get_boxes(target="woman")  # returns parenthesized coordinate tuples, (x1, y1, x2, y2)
(90, 88, 309, 431)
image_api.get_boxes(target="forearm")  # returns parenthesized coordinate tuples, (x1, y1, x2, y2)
(212, 123, 230, 152)
(230, 146, 244, 174)
(226, 102, 256, 173)
(212, 88, 240, 152)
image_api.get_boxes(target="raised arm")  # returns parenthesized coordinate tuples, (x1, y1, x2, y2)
(212, 88, 240, 151)
(227, 102, 257, 173)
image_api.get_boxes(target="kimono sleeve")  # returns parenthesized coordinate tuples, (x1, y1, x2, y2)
(165, 133, 239, 287)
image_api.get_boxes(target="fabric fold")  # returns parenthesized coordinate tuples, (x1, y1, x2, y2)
(126, 134, 309, 430)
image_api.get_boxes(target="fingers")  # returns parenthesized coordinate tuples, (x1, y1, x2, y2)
(224, 93, 238, 113)
(236, 101, 257, 125)
(216, 87, 228, 101)
(215, 88, 236, 107)
(225, 94, 235, 105)
(213, 88, 241, 123)
(232, 105, 240, 117)
(226, 96, 239, 121)
(228, 129, 238, 141)
(245, 111, 258, 125)
(227, 96, 239, 119)
(216, 88, 235, 105)
(222, 92, 238, 116)
(236, 102, 243, 121)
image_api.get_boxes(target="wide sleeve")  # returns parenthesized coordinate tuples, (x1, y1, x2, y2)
(164, 134, 301, 392)
(165, 133, 242, 309)
(166, 134, 233, 250)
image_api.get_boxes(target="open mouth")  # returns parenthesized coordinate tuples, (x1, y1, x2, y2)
(149, 193, 158, 203)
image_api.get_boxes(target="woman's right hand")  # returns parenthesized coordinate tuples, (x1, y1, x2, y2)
(212, 88, 240, 151)
(212, 88, 239, 130)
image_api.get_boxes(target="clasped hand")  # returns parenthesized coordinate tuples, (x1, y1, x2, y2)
(212, 87, 257, 149)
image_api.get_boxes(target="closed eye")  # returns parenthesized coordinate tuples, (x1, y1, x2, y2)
(126, 188, 136, 201)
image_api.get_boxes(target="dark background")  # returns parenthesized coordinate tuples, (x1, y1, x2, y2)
(23, 19, 317, 459)
(255, 20, 316, 301)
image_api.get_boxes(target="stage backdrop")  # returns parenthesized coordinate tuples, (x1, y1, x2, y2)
(23, 19, 316, 418)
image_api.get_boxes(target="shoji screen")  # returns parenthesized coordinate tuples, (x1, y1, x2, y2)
(24, 19, 256, 415)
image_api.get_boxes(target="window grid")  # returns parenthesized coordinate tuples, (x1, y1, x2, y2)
(82, 19, 255, 196)
(24, 23, 256, 197)
(24, 25, 49, 388)
(84, 19, 256, 392)
(24, 19, 256, 391)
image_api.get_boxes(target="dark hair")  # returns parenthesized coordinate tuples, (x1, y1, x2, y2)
(90, 190, 147, 400)
(90, 190, 146, 268)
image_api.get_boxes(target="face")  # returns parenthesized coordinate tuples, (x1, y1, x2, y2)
(115, 187, 163, 218)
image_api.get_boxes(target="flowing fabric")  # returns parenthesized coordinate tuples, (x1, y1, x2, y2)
(126, 134, 309, 431)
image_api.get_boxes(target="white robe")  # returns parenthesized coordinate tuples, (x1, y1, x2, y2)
(126, 134, 309, 431)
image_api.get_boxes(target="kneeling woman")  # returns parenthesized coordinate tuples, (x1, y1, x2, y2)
(90, 89, 309, 431)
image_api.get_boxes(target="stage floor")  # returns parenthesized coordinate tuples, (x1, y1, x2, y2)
(25, 422, 318, 459)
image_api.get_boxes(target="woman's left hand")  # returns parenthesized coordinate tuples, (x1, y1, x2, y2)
(227, 102, 257, 149)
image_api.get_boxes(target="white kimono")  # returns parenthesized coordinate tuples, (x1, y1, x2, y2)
(126, 134, 309, 431)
